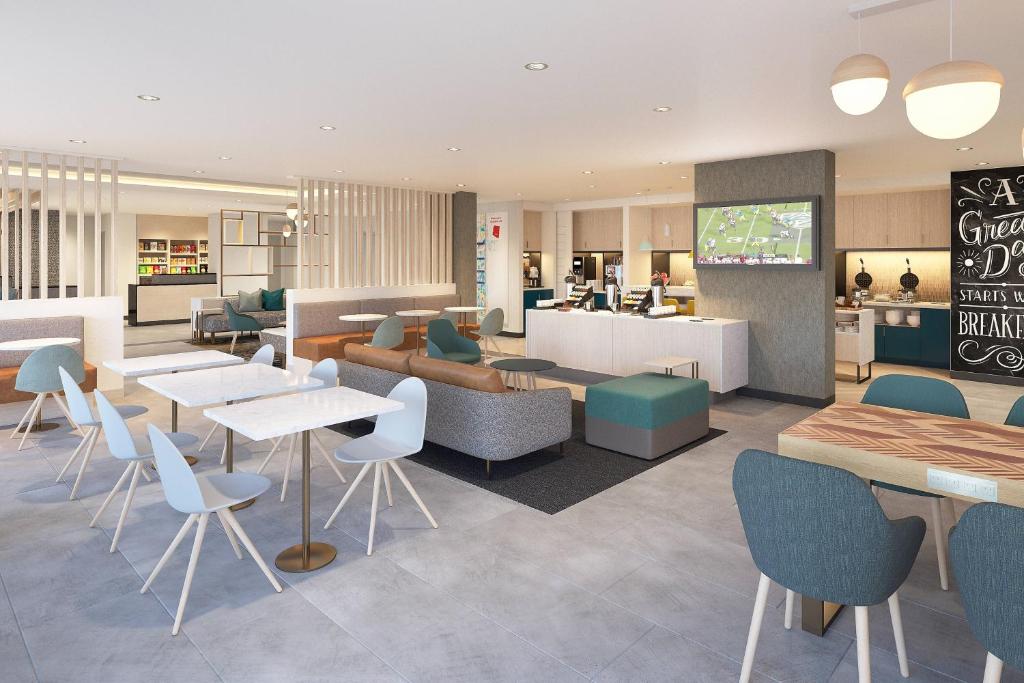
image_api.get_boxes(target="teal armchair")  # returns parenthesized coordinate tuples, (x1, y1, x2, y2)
(224, 302, 263, 354)
(426, 319, 480, 364)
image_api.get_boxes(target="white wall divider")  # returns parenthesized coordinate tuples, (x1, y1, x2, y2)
(20, 152, 29, 296)
(77, 157, 85, 293)
(58, 157, 67, 297)
(109, 160, 118, 298)
(1, 150, 8, 301)
(93, 158, 102, 297)
(39, 154, 48, 299)
(296, 178, 304, 289)
(0, 296, 124, 391)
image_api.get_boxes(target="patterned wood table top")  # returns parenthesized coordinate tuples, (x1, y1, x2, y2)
(778, 402, 1024, 505)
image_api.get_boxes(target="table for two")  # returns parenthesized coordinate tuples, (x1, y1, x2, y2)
(778, 401, 1024, 635)
(0, 336, 82, 433)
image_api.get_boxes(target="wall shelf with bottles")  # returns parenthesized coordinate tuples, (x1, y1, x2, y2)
(138, 238, 210, 276)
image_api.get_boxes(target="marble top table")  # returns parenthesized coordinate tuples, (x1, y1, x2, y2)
(395, 309, 439, 354)
(644, 356, 699, 378)
(443, 306, 484, 336)
(141, 364, 322, 480)
(205, 386, 402, 573)
(0, 337, 80, 351)
(339, 313, 388, 343)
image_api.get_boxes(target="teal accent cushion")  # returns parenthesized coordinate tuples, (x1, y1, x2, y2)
(237, 289, 263, 312)
(586, 373, 709, 430)
(262, 287, 285, 311)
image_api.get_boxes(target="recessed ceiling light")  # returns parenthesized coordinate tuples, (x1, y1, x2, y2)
(333, 169, 344, 173)
(588, 184, 596, 189)
(658, 161, 671, 165)
(564, 197, 571, 201)
(976, 161, 990, 166)
(679, 175, 688, 179)
(137, 94, 160, 102)
(956, 146, 974, 151)
(456, 183, 466, 188)
(193, 170, 205, 174)
(402, 176, 411, 181)
(319, 125, 336, 131)
(446, 146, 461, 152)
(234, 199, 242, 202)
(218, 155, 232, 160)
(68, 139, 86, 144)
(635, 192, 643, 195)
(524, 62, 549, 71)
(515, 192, 522, 197)
(653, 106, 672, 112)
(582, 170, 594, 175)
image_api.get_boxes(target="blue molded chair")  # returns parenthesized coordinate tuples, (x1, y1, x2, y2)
(950, 503, 1024, 682)
(477, 308, 505, 360)
(733, 449, 925, 682)
(255, 358, 347, 501)
(12, 345, 85, 451)
(862, 373, 968, 590)
(368, 316, 405, 350)
(224, 301, 263, 354)
(143, 424, 281, 636)
(1004, 395, 1024, 427)
(426, 319, 481, 365)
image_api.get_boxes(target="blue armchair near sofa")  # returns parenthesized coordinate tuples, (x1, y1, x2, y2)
(426, 319, 481, 364)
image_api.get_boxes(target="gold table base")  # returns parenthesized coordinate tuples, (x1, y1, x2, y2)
(275, 541, 337, 573)
(230, 498, 256, 511)
(15, 422, 60, 433)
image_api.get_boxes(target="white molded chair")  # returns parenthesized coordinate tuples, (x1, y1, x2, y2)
(324, 377, 436, 555)
(197, 343, 274, 457)
(142, 424, 281, 636)
(89, 390, 194, 552)
(56, 367, 149, 500)
(255, 358, 347, 501)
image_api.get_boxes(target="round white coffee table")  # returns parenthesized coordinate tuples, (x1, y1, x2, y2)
(395, 310, 438, 355)
(443, 306, 484, 336)
(338, 314, 387, 344)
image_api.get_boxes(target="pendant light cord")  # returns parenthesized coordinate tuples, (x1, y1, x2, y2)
(857, 11, 862, 52)
(949, 0, 954, 60)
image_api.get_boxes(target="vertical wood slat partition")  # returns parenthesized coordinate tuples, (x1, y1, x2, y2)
(0, 148, 117, 301)
(292, 179, 453, 289)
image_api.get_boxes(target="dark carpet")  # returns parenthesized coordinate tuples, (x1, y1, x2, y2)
(331, 400, 725, 514)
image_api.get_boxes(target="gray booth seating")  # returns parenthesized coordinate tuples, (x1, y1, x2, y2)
(0, 316, 96, 403)
(199, 296, 288, 340)
(338, 344, 571, 474)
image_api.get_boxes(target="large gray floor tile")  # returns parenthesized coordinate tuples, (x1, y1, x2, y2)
(0, 575, 37, 683)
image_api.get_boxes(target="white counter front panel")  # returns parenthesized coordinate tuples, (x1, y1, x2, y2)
(526, 308, 748, 393)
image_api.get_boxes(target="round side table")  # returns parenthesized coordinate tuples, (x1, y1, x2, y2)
(489, 358, 556, 390)
(338, 314, 387, 344)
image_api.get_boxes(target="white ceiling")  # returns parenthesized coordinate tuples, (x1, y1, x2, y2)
(5, 0, 1023, 209)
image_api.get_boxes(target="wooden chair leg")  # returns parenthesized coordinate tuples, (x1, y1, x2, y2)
(367, 463, 383, 555)
(854, 605, 871, 683)
(930, 497, 950, 590)
(888, 592, 910, 678)
(256, 436, 285, 474)
(141, 514, 198, 593)
(110, 462, 143, 552)
(324, 462, 373, 529)
(389, 461, 438, 528)
(68, 427, 100, 500)
(172, 513, 209, 636)
(17, 394, 44, 451)
(740, 573, 771, 683)
(220, 508, 282, 592)
(784, 589, 795, 630)
(198, 421, 220, 451)
(57, 425, 94, 482)
(90, 463, 135, 528)
(11, 393, 42, 438)
(312, 430, 346, 483)
(217, 510, 243, 559)
(383, 462, 393, 507)
(983, 652, 1004, 683)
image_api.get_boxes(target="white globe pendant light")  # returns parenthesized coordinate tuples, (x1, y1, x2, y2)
(831, 53, 890, 115)
(903, 60, 1004, 139)
(285, 202, 298, 220)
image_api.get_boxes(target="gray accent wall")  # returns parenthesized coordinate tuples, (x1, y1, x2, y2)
(451, 191, 477, 306)
(695, 150, 835, 405)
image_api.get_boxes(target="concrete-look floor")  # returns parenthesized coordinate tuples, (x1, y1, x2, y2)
(1, 325, 1021, 682)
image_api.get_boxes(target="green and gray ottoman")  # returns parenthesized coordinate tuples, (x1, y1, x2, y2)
(585, 373, 709, 459)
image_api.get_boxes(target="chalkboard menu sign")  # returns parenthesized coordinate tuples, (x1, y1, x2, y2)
(951, 165, 1024, 383)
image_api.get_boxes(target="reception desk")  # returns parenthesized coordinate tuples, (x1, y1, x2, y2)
(129, 275, 219, 325)
(526, 308, 748, 394)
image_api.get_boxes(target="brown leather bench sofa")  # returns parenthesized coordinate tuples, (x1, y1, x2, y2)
(0, 316, 97, 403)
(293, 294, 479, 362)
(338, 344, 571, 475)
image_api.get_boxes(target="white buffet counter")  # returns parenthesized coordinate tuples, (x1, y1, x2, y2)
(525, 308, 748, 394)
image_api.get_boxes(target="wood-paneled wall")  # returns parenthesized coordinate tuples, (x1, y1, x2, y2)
(836, 189, 949, 250)
(573, 207, 623, 250)
(294, 179, 452, 289)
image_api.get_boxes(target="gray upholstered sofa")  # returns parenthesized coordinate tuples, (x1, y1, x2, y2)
(199, 296, 287, 339)
(0, 316, 95, 403)
(338, 344, 571, 474)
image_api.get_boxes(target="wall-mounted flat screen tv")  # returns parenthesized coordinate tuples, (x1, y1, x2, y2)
(692, 195, 820, 270)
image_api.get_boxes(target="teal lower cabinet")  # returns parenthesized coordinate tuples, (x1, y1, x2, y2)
(873, 308, 950, 369)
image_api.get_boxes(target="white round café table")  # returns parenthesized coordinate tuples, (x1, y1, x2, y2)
(443, 306, 484, 337)
(395, 310, 438, 355)
(0, 337, 81, 433)
(338, 313, 387, 344)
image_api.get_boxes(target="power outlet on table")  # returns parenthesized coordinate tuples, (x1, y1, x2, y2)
(926, 468, 998, 502)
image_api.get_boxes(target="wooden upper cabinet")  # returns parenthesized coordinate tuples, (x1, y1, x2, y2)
(650, 204, 693, 250)
(836, 195, 855, 249)
(523, 211, 542, 251)
(919, 188, 950, 248)
(573, 208, 622, 250)
(851, 194, 890, 248)
(887, 191, 922, 247)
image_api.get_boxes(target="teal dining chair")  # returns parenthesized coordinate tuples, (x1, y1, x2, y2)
(368, 316, 405, 350)
(426, 319, 481, 365)
(1004, 395, 1024, 427)
(12, 345, 85, 451)
(224, 301, 263, 354)
(862, 373, 968, 590)
(734, 449, 924, 682)
(950, 503, 1024, 683)
(477, 308, 504, 360)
